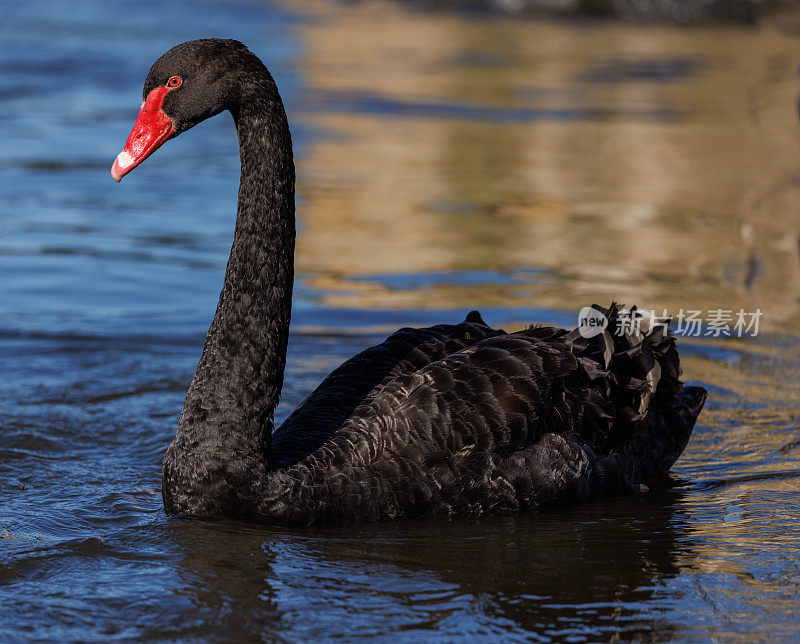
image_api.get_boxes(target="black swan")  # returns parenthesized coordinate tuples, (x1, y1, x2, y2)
(111, 39, 707, 525)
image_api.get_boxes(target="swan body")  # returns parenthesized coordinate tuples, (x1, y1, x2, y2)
(112, 39, 706, 525)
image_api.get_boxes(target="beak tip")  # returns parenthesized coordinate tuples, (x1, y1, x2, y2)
(111, 151, 132, 182)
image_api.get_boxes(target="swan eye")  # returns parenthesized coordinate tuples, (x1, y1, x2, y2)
(167, 76, 182, 89)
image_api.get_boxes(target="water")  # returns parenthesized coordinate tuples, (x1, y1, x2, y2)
(3, 0, 800, 640)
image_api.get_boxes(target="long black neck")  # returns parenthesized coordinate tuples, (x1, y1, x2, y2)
(164, 67, 294, 515)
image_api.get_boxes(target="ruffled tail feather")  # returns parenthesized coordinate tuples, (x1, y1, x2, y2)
(565, 303, 706, 474)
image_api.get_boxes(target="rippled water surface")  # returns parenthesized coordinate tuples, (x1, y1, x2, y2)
(3, 0, 800, 640)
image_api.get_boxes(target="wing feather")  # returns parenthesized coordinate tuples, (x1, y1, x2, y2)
(261, 305, 706, 524)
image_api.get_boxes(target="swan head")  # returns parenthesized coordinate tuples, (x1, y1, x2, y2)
(111, 39, 258, 182)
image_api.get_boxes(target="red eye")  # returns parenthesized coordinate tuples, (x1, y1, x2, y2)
(167, 76, 182, 89)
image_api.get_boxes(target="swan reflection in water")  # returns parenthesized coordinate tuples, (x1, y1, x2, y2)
(158, 490, 694, 640)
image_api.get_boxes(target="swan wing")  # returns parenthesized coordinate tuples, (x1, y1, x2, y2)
(272, 305, 706, 523)
(271, 311, 503, 467)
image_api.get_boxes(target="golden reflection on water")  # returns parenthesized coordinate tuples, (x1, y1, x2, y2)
(288, 0, 800, 329)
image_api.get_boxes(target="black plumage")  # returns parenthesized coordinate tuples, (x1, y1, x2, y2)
(115, 40, 706, 525)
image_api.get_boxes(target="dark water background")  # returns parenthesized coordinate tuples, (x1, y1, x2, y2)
(3, 0, 800, 640)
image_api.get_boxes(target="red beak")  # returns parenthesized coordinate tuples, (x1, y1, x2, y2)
(111, 87, 175, 182)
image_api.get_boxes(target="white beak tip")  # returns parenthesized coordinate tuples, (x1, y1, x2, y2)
(111, 150, 134, 183)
